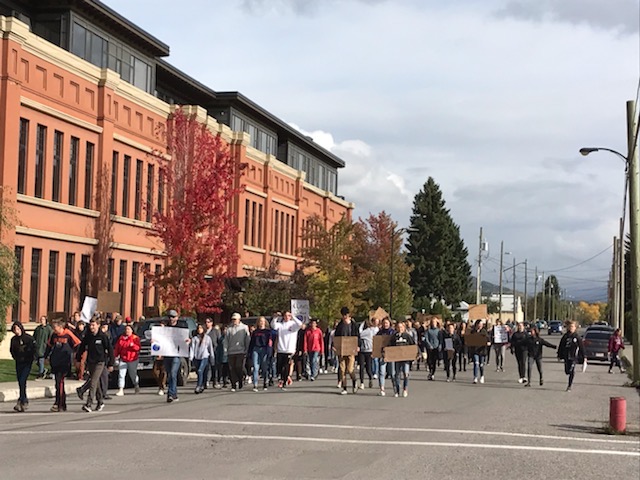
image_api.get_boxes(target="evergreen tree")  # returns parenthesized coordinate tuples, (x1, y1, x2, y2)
(406, 177, 471, 305)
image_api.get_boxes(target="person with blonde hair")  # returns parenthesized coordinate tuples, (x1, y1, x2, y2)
(249, 316, 273, 391)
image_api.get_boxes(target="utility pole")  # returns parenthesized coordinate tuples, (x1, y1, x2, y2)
(533, 267, 538, 321)
(541, 272, 545, 320)
(612, 236, 619, 328)
(512, 257, 517, 322)
(499, 241, 504, 323)
(626, 99, 640, 385)
(523, 260, 528, 323)
(619, 219, 625, 339)
(476, 227, 483, 305)
(389, 228, 395, 322)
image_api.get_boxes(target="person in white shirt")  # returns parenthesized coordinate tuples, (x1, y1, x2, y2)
(271, 311, 303, 389)
(358, 318, 379, 389)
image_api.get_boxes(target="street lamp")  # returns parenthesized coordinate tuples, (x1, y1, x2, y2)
(579, 98, 640, 385)
(390, 226, 417, 321)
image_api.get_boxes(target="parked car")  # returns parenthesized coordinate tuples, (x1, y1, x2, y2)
(585, 324, 614, 333)
(548, 321, 564, 335)
(582, 329, 612, 362)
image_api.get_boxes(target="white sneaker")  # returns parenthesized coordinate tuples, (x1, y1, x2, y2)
(402, 390, 408, 398)
(523, 377, 528, 384)
(337, 382, 342, 389)
(480, 376, 485, 384)
(473, 377, 478, 384)
(252, 387, 258, 392)
(340, 389, 347, 395)
(378, 389, 386, 396)
(394, 393, 399, 398)
(115, 388, 124, 397)
(359, 383, 365, 390)
(247, 378, 253, 385)
(518, 378, 523, 383)
(373, 374, 378, 379)
(157, 388, 165, 396)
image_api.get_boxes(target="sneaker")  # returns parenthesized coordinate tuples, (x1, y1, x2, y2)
(103, 395, 112, 400)
(378, 389, 386, 396)
(157, 389, 165, 396)
(278, 381, 284, 389)
(269, 379, 274, 386)
(230, 388, 236, 392)
(50, 405, 60, 412)
(13, 402, 22, 412)
(167, 397, 173, 403)
(446, 378, 451, 383)
(263, 385, 268, 391)
(134, 385, 140, 394)
(368, 380, 373, 388)
(172, 397, 179, 402)
(523, 378, 528, 384)
(341, 389, 347, 395)
(540, 379, 544, 386)
(352, 385, 358, 394)
(473, 377, 478, 384)
(566, 387, 572, 392)
(21, 403, 28, 412)
(518, 378, 523, 384)
(337, 382, 342, 389)
(402, 390, 408, 398)
(495, 368, 500, 372)
(373, 374, 378, 380)
(394, 393, 399, 398)
(82, 404, 92, 413)
(252, 387, 259, 392)
(310, 377, 315, 382)
(35, 375, 44, 381)
(621, 368, 626, 373)
(214, 383, 222, 390)
(480, 376, 485, 384)
(247, 377, 253, 385)
(116, 388, 124, 397)
(96, 403, 104, 412)
(452, 376, 456, 382)
(359, 383, 365, 390)
(608, 370, 613, 374)
(76, 388, 84, 401)
(524, 383, 531, 387)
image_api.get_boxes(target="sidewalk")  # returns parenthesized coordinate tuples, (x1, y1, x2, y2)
(0, 378, 84, 403)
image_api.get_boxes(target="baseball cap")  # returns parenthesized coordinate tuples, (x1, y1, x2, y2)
(166, 309, 178, 318)
(231, 312, 241, 320)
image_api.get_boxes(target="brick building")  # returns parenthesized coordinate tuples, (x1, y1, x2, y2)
(0, 0, 353, 324)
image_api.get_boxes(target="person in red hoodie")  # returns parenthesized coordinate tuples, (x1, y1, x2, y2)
(114, 324, 141, 396)
(608, 328, 626, 374)
(303, 318, 325, 381)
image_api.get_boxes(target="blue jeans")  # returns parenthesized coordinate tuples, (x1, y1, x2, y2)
(372, 357, 379, 377)
(378, 360, 395, 390)
(308, 351, 320, 378)
(473, 354, 485, 379)
(163, 357, 181, 398)
(194, 358, 208, 387)
(394, 361, 410, 393)
(36, 356, 46, 376)
(16, 361, 31, 404)
(252, 348, 269, 385)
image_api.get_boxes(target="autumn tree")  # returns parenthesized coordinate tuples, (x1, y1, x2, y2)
(354, 212, 413, 320)
(90, 165, 113, 296)
(575, 301, 606, 325)
(300, 215, 367, 324)
(146, 108, 244, 314)
(0, 188, 19, 343)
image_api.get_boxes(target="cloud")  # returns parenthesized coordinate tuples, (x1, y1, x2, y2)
(240, 0, 387, 15)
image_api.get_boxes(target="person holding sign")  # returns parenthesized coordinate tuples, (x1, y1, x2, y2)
(163, 310, 190, 403)
(271, 311, 303, 390)
(376, 318, 395, 396)
(467, 319, 490, 384)
(334, 307, 359, 395)
(491, 320, 509, 373)
(389, 321, 416, 397)
(442, 323, 462, 382)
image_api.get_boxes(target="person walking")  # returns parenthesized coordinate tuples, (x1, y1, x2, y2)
(442, 323, 462, 382)
(248, 316, 273, 391)
(74, 321, 87, 380)
(376, 318, 395, 396)
(224, 313, 250, 392)
(45, 320, 81, 412)
(114, 324, 141, 396)
(271, 311, 304, 390)
(334, 307, 359, 395)
(608, 328, 626, 374)
(468, 319, 490, 384)
(456, 322, 467, 372)
(557, 320, 585, 392)
(163, 310, 189, 403)
(190, 324, 215, 393)
(203, 318, 220, 388)
(390, 321, 416, 397)
(303, 318, 325, 382)
(424, 317, 442, 380)
(33, 315, 52, 380)
(491, 319, 508, 372)
(358, 318, 379, 389)
(510, 322, 529, 384)
(10, 322, 36, 412)
(524, 326, 556, 387)
(77, 318, 114, 412)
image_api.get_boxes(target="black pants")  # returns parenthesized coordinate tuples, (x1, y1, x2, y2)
(564, 359, 576, 388)
(358, 351, 372, 383)
(444, 353, 457, 379)
(526, 356, 543, 382)
(515, 350, 527, 379)
(228, 354, 245, 388)
(427, 348, 439, 375)
(609, 352, 622, 371)
(458, 348, 467, 371)
(277, 353, 293, 382)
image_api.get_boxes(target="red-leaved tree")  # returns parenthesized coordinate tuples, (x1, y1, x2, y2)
(146, 108, 245, 314)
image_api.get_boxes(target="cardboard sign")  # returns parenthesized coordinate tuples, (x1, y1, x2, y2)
(47, 311, 67, 323)
(143, 306, 160, 319)
(468, 304, 488, 320)
(372, 307, 389, 321)
(416, 312, 429, 324)
(465, 332, 490, 347)
(334, 336, 358, 356)
(97, 291, 121, 313)
(383, 345, 418, 362)
(80, 296, 97, 322)
(372, 335, 393, 358)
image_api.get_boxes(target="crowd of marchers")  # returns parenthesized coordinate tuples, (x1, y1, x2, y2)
(8, 307, 626, 412)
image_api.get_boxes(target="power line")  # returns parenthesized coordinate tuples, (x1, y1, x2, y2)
(545, 244, 613, 273)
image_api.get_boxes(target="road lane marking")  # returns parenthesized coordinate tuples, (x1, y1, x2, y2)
(55, 418, 640, 446)
(1, 429, 638, 456)
(0, 411, 121, 417)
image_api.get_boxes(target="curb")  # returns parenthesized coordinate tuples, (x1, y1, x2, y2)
(0, 380, 84, 403)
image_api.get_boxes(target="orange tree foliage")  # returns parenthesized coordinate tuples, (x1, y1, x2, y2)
(575, 301, 607, 325)
(146, 109, 244, 314)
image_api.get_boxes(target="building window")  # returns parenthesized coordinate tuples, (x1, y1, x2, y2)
(257, 203, 263, 248)
(154, 264, 161, 306)
(64, 253, 75, 314)
(146, 164, 154, 222)
(11, 246, 24, 322)
(47, 251, 59, 313)
(107, 258, 114, 291)
(291, 215, 296, 255)
(122, 155, 131, 217)
(35, 125, 46, 199)
(69, 137, 79, 206)
(84, 142, 94, 209)
(111, 152, 118, 214)
(273, 209, 279, 253)
(52, 131, 63, 202)
(244, 199, 250, 245)
(134, 159, 143, 220)
(158, 169, 165, 215)
(17, 118, 28, 195)
(29, 249, 42, 322)
(142, 263, 150, 308)
(230, 113, 277, 157)
(280, 211, 286, 253)
(80, 254, 90, 303)
(131, 261, 139, 318)
(118, 260, 127, 314)
(285, 213, 290, 254)
(71, 22, 106, 67)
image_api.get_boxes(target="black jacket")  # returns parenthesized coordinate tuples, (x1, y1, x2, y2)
(334, 320, 359, 338)
(510, 331, 528, 353)
(391, 332, 416, 346)
(558, 332, 585, 362)
(525, 335, 556, 359)
(77, 331, 115, 366)
(442, 332, 462, 353)
(10, 322, 36, 364)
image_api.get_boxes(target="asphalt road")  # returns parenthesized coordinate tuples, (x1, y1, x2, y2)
(1, 343, 638, 480)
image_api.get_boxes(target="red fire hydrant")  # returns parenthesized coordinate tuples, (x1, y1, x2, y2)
(609, 397, 626, 433)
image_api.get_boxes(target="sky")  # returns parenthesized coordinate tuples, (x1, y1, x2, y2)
(106, 0, 639, 302)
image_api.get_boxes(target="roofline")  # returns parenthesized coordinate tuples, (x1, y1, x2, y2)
(81, 0, 169, 56)
(156, 58, 217, 100)
(215, 91, 346, 168)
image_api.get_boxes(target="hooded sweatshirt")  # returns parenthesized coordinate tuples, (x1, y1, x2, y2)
(77, 329, 115, 365)
(358, 323, 379, 353)
(33, 322, 53, 357)
(10, 322, 36, 364)
(46, 328, 81, 371)
(190, 334, 215, 361)
(225, 322, 250, 355)
(271, 316, 303, 354)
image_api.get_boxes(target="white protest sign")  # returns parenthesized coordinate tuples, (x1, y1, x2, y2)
(444, 338, 454, 351)
(493, 325, 509, 344)
(151, 326, 189, 357)
(291, 299, 310, 323)
(80, 296, 97, 323)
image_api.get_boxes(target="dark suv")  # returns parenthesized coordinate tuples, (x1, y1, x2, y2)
(548, 321, 563, 335)
(136, 316, 197, 386)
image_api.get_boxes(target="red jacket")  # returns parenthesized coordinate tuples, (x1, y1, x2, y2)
(608, 335, 624, 354)
(114, 334, 141, 363)
(303, 328, 324, 354)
